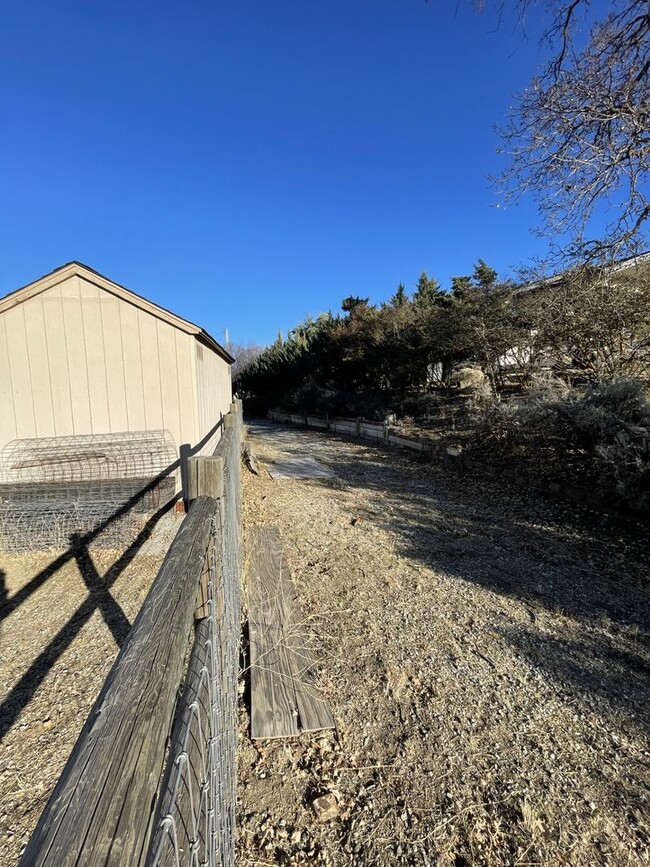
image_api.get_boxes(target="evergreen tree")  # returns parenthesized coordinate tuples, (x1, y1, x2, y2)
(341, 295, 370, 316)
(450, 275, 472, 297)
(413, 272, 441, 306)
(473, 259, 498, 292)
(390, 283, 408, 307)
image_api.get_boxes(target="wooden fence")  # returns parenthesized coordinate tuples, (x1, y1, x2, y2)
(20, 402, 242, 867)
(268, 409, 432, 453)
(266, 407, 641, 513)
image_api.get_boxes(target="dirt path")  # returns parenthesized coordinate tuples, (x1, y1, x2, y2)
(237, 422, 649, 867)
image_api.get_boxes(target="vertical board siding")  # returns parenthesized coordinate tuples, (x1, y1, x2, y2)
(0, 317, 18, 445)
(60, 276, 93, 434)
(22, 296, 55, 438)
(118, 298, 147, 431)
(4, 303, 37, 439)
(0, 274, 232, 491)
(156, 320, 182, 447)
(79, 281, 111, 433)
(99, 292, 129, 432)
(175, 329, 198, 452)
(156, 323, 185, 492)
(137, 308, 164, 431)
(42, 287, 75, 437)
(195, 341, 231, 456)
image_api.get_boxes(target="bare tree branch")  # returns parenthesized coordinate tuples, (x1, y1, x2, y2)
(486, 0, 650, 264)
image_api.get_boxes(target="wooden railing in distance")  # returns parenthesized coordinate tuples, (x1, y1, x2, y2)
(20, 495, 218, 867)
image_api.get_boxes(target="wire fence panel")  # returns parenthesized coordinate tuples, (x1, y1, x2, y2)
(0, 430, 178, 484)
(147, 405, 241, 867)
(0, 430, 179, 552)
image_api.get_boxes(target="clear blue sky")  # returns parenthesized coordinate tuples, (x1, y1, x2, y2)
(0, 1, 576, 346)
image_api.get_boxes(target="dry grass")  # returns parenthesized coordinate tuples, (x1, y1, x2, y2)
(237, 422, 649, 866)
(0, 518, 180, 865)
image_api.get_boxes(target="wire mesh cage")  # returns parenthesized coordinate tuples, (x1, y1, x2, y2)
(0, 430, 178, 484)
(0, 430, 178, 552)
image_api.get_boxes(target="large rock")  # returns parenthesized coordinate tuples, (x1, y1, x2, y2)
(453, 365, 488, 391)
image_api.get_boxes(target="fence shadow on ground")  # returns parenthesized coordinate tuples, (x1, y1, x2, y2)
(0, 417, 226, 744)
(253, 422, 650, 740)
(0, 497, 176, 742)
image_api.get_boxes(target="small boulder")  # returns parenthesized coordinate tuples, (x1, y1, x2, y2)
(311, 792, 340, 822)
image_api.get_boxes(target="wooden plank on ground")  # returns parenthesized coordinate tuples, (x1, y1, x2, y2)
(289, 647, 335, 734)
(249, 527, 296, 626)
(250, 624, 300, 738)
(248, 527, 334, 739)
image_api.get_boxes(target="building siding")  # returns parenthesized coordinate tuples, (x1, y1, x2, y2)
(195, 338, 232, 456)
(0, 271, 232, 491)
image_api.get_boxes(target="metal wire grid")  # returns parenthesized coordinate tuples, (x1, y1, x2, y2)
(0, 429, 179, 552)
(0, 430, 178, 484)
(0, 478, 177, 553)
(147, 408, 242, 867)
(0, 499, 141, 553)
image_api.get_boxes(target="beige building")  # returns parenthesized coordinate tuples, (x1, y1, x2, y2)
(0, 262, 233, 497)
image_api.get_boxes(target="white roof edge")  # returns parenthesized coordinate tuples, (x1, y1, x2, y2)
(518, 249, 650, 294)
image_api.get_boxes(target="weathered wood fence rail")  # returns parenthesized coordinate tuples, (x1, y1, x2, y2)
(20, 402, 242, 867)
(267, 407, 634, 512)
(268, 409, 431, 453)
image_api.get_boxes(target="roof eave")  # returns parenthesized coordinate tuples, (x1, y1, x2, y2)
(0, 261, 234, 365)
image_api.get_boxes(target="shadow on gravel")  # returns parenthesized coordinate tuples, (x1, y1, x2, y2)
(250, 422, 649, 608)
(250, 421, 650, 735)
(315, 450, 648, 618)
(498, 624, 650, 734)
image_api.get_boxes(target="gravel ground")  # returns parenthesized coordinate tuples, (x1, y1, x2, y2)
(237, 422, 649, 867)
(0, 512, 183, 865)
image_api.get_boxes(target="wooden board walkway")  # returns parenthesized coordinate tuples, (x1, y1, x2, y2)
(248, 526, 335, 739)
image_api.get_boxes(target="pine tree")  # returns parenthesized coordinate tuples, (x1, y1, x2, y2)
(473, 259, 498, 291)
(450, 275, 472, 297)
(413, 272, 441, 306)
(390, 283, 408, 307)
(341, 296, 370, 316)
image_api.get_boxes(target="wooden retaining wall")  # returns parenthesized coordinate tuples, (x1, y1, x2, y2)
(266, 408, 645, 514)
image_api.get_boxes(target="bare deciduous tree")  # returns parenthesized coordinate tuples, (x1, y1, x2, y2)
(227, 340, 264, 379)
(488, 0, 649, 263)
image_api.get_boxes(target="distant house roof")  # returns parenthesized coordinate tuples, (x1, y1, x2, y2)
(0, 261, 234, 364)
(518, 250, 650, 295)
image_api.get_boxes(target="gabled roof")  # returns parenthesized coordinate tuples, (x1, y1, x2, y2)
(0, 261, 234, 364)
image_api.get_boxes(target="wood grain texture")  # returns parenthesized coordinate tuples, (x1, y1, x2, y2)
(148, 617, 213, 864)
(248, 527, 334, 739)
(187, 455, 224, 501)
(19, 496, 218, 867)
(194, 533, 216, 621)
(250, 624, 300, 738)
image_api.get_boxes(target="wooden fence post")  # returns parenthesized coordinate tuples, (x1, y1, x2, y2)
(187, 456, 224, 502)
(179, 443, 192, 508)
(187, 456, 224, 621)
